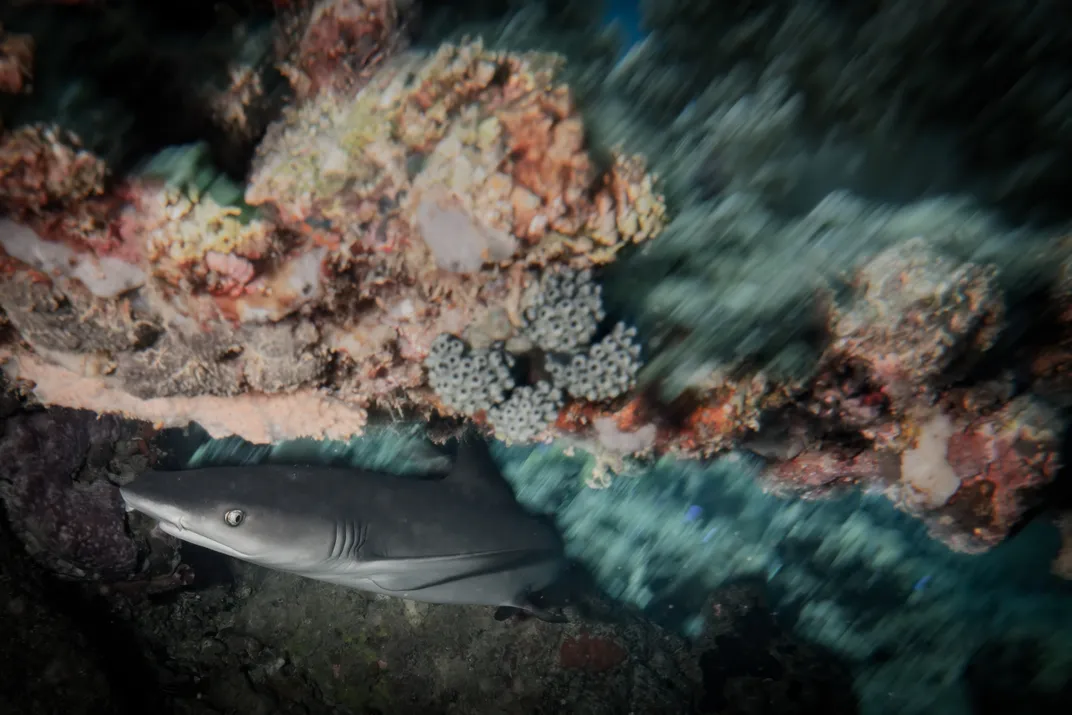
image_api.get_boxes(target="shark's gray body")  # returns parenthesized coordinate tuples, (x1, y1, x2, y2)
(120, 440, 566, 615)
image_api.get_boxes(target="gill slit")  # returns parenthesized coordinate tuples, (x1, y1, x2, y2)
(329, 520, 367, 561)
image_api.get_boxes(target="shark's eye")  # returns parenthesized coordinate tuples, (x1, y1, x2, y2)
(224, 509, 245, 527)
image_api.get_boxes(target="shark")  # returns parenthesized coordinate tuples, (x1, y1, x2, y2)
(120, 438, 568, 621)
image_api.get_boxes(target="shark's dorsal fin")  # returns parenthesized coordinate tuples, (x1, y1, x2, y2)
(446, 437, 521, 506)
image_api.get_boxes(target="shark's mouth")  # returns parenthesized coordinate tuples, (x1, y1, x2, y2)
(153, 518, 185, 538)
(151, 517, 253, 560)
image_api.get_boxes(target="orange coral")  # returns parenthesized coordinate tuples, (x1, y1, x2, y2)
(555, 395, 657, 434)
(0, 39, 670, 453)
(499, 106, 591, 241)
(671, 374, 784, 457)
(248, 40, 665, 281)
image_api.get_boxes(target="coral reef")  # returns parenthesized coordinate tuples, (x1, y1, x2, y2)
(1, 4, 1071, 714)
(0, 0, 1068, 560)
(424, 333, 516, 415)
(828, 238, 1004, 408)
(546, 321, 642, 402)
(486, 380, 564, 443)
(0, 32, 666, 448)
(520, 266, 606, 352)
(0, 124, 108, 216)
(771, 393, 1064, 553)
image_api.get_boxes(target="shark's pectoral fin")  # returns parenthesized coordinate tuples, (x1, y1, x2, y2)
(365, 549, 551, 593)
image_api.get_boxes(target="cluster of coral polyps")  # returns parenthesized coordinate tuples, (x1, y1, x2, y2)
(0, 38, 666, 447)
(762, 240, 1065, 553)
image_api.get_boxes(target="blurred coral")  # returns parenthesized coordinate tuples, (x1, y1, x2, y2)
(829, 238, 1004, 410)
(936, 395, 1063, 552)
(0, 24, 33, 94)
(755, 241, 1064, 552)
(1054, 513, 1072, 580)
(767, 393, 1064, 553)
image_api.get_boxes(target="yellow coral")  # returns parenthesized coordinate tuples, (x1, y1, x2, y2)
(140, 185, 279, 290)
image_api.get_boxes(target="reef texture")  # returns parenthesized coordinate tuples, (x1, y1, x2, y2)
(0, 1, 1067, 555)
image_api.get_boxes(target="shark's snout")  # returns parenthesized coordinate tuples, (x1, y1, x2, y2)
(120, 486, 138, 513)
(120, 485, 181, 529)
(119, 485, 148, 514)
